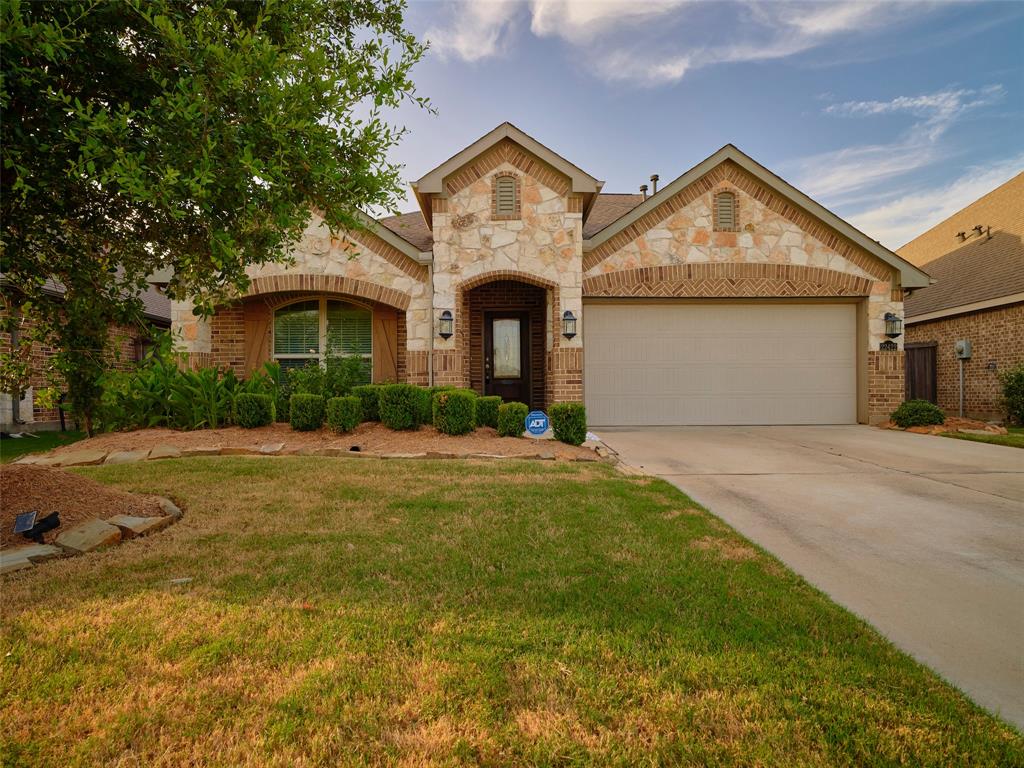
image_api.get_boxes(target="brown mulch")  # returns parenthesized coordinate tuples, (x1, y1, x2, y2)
(879, 416, 1008, 435)
(44, 423, 599, 461)
(0, 465, 164, 549)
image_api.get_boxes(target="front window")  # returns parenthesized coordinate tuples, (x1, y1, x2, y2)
(273, 299, 372, 380)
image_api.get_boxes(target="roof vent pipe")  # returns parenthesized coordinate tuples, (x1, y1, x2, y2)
(650, 174, 659, 194)
(639, 184, 648, 200)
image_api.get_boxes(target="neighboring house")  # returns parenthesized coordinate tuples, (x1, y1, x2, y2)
(172, 123, 930, 426)
(0, 279, 171, 431)
(900, 173, 1024, 421)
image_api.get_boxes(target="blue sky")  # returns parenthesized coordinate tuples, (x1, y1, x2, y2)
(383, 0, 1023, 249)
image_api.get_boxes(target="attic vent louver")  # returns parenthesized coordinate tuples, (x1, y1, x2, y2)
(714, 191, 738, 232)
(495, 176, 517, 216)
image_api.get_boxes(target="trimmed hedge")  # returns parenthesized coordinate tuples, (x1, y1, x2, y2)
(433, 389, 477, 435)
(420, 385, 453, 424)
(891, 399, 945, 429)
(497, 401, 528, 438)
(290, 393, 325, 431)
(550, 402, 587, 446)
(235, 393, 274, 428)
(326, 396, 362, 433)
(352, 384, 381, 422)
(378, 383, 423, 430)
(475, 396, 502, 429)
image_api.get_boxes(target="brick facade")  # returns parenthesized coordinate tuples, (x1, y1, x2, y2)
(1, 311, 160, 429)
(867, 350, 906, 424)
(905, 302, 1023, 420)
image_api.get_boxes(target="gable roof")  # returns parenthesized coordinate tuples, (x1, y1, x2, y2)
(0, 273, 171, 326)
(378, 211, 434, 252)
(583, 144, 931, 289)
(413, 122, 601, 196)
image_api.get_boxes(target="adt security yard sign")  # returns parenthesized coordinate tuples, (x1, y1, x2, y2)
(525, 410, 549, 436)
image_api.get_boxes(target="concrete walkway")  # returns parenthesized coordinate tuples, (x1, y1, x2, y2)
(600, 425, 1024, 729)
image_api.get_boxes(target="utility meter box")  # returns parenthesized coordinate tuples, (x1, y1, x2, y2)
(955, 339, 972, 360)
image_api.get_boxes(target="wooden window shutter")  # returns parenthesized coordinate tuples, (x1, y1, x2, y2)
(715, 191, 737, 231)
(495, 176, 517, 216)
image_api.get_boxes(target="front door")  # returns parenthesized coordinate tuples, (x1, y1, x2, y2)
(485, 312, 529, 404)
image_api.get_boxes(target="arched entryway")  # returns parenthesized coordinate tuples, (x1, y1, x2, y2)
(456, 272, 560, 408)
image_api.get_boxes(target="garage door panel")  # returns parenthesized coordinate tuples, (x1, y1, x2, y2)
(584, 303, 856, 425)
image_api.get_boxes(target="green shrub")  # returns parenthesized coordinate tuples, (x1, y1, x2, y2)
(497, 401, 528, 438)
(433, 389, 477, 435)
(420, 385, 453, 424)
(235, 393, 274, 428)
(290, 393, 325, 431)
(550, 402, 587, 445)
(378, 383, 423, 430)
(475, 396, 501, 429)
(891, 399, 945, 429)
(326, 396, 362, 433)
(999, 362, 1024, 425)
(352, 384, 382, 422)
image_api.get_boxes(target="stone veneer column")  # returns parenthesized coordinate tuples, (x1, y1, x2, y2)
(171, 299, 212, 370)
(866, 281, 906, 423)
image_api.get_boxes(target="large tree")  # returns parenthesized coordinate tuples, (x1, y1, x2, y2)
(0, 0, 427, 432)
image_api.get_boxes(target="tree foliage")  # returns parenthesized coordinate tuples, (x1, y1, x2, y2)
(0, 0, 427, 432)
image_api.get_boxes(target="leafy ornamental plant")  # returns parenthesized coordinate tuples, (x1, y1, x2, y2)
(999, 363, 1024, 425)
(433, 389, 477, 436)
(891, 399, 945, 429)
(549, 402, 587, 446)
(497, 402, 529, 438)
(1, 0, 428, 433)
(326, 396, 362, 433)
(475, 396, 502, 429)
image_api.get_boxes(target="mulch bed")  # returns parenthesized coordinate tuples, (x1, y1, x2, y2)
(43, 423, 599, 461)
(0, 465, 164, 549)
(879, 416, 1008, 435)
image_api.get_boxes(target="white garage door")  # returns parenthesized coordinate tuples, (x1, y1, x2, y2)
(584, 302, 857, 426)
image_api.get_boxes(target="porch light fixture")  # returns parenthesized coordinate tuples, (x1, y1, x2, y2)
(884, 312, 903, 338)
(438, 310, 453, 340)
(561, 310, 577, 340)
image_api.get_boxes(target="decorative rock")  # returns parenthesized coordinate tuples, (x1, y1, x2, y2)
(4, 543, 63, 563)
(379, 452, 428, 459)
(12, 454, 42, 465)
(221, 446, 259, 456)
(572, 454, 599, 462)
(0, 557, 33, 575)
(104, 449, 150, 464)
(425, 451, 457, 459)
(55, 519, 122, 554)
(259, 443, 285, 455)
(148, 444, 182, 460)
(51, 449, 109, 467)
(181, 446, 220, 458)
(157, 497, 183, 519)
(470, 453, 508, 460)
(538, 452, 556, 461)
(106, 514, 175, 538)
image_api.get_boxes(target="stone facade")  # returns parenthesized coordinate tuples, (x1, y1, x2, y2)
(905, 302, 1023, 420)
(171, 131, 922, 424)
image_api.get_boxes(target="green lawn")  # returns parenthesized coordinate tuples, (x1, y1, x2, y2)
(1, 457, 1019, 766)
(0, 430, 84, 463)
(941, 426, 1024, 449)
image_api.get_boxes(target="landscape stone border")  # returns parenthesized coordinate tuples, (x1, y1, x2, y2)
(0, 496, 182, 576)
(14, 442, 615, 468)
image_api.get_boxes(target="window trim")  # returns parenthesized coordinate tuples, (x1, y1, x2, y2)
(272, 297, 373, 374)
(713, 189, 739, 232)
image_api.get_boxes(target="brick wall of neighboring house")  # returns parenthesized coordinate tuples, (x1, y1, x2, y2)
(0, 311, 159, 428)
(905, 302, 1024, 420)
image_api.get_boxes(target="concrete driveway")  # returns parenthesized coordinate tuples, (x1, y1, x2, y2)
(601, 425, 1024, 728)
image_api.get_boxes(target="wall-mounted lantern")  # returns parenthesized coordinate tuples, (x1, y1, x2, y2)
(561, 310, 577, 340)
(884, 312, 903, 338)
(438, 310, 453, 340)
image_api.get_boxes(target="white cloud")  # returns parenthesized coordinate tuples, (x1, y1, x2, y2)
(424, 1, 520, 62)
(795, 85, 1006, 200)
(420, 1, 944, 86)
(847, 154, 1024, 249)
